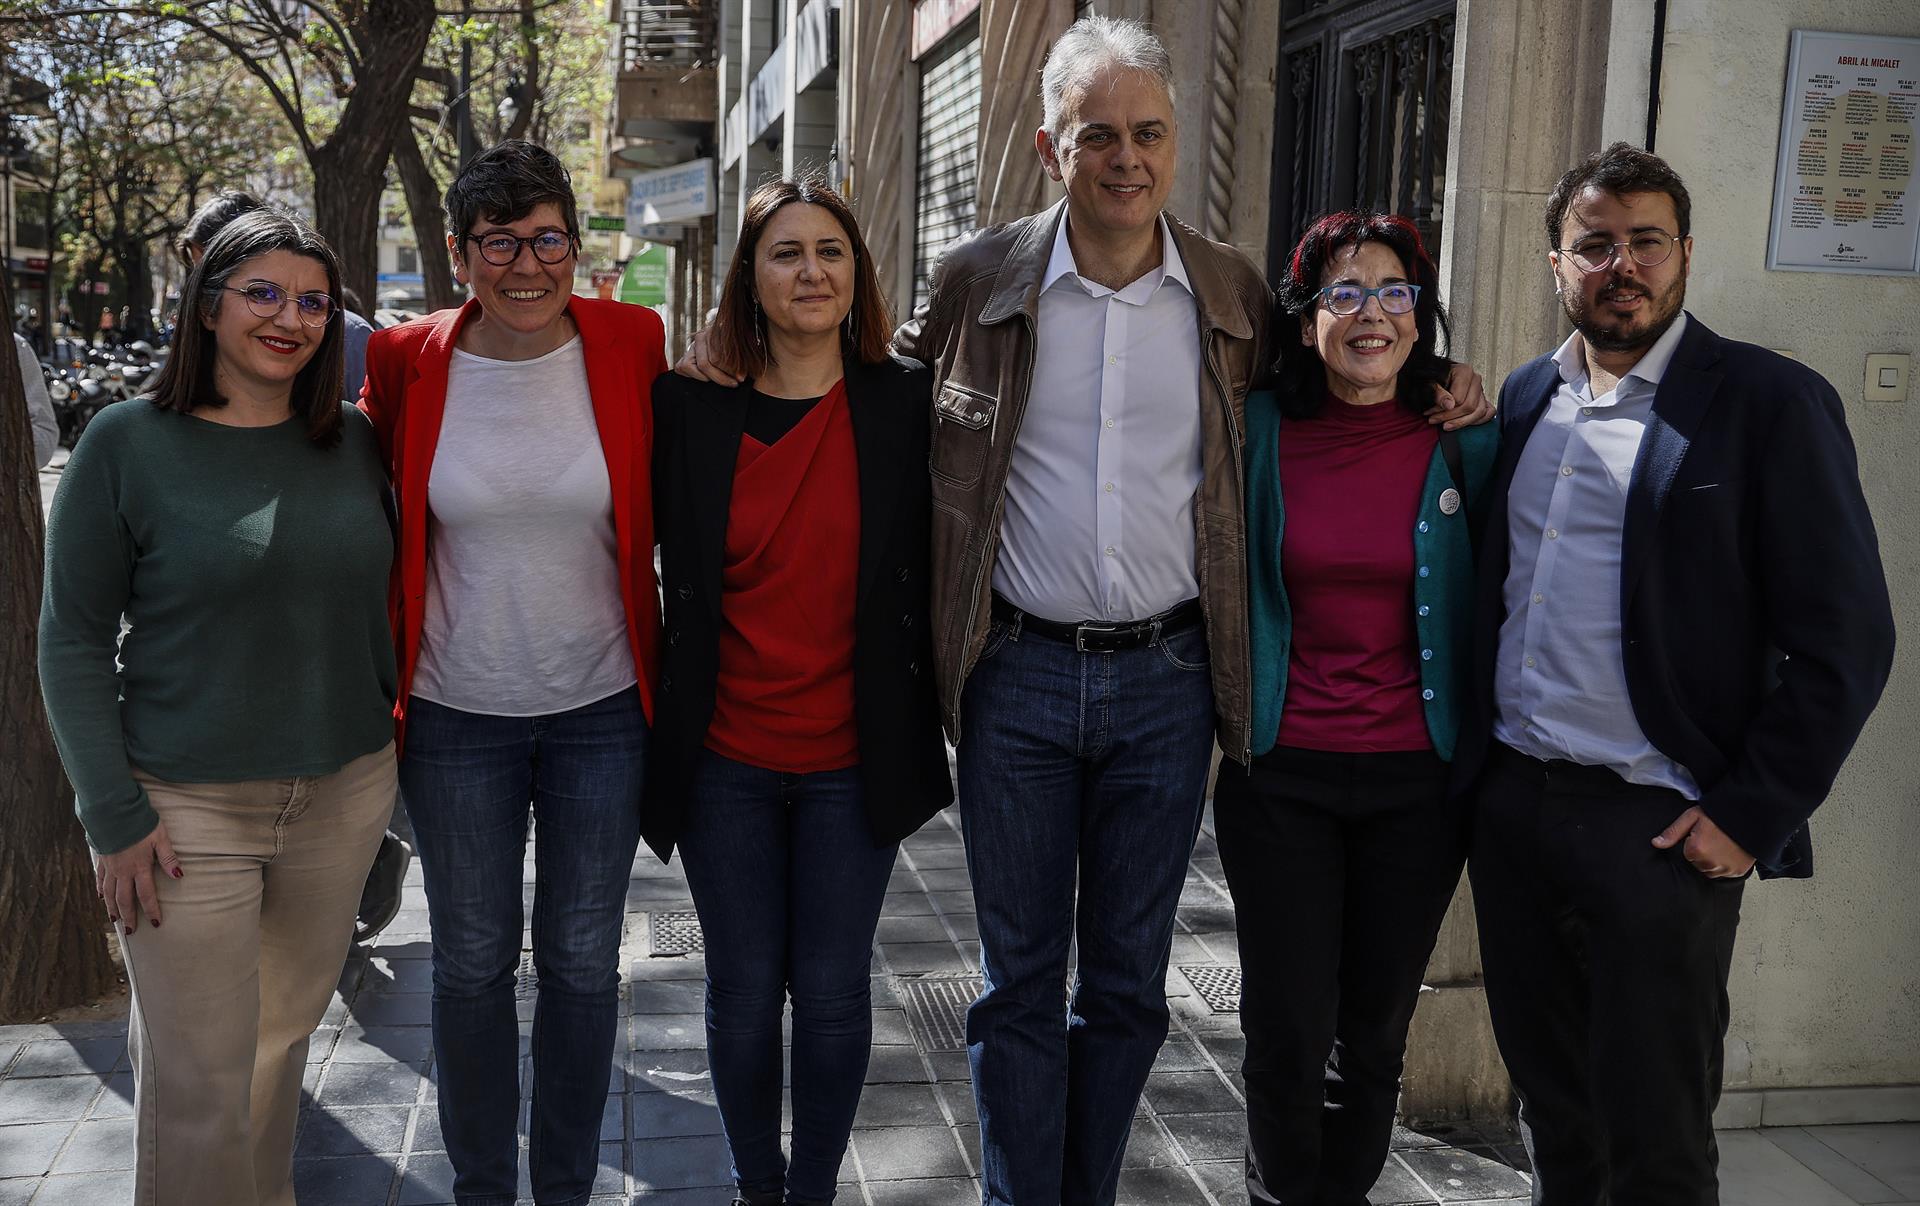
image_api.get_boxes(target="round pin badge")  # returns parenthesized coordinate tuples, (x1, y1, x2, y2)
(1438, 488, 1461, 515)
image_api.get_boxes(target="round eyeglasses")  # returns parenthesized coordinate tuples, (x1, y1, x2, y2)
(1556, 230, 1678, 274)
(221, 283, 335, 327)
(464, 231, 577, 267)
(1316, 283, 1421, 316)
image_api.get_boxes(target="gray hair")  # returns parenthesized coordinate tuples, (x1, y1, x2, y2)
(1040, 16, 1176, 140)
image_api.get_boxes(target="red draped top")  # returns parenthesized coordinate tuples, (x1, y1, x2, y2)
(705, 379, 861, 772)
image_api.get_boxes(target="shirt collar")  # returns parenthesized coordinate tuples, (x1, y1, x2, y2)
(1043, 212, 1192, 302)
(1552, 310, 1691, 396)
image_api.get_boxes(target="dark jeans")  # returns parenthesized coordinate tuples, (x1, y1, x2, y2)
(399, 688, 646, 1206)
(676, 750, 899, 1204)
(957, 614, 1217, 1206)
(1469, 745, 1745, 1206)
(1214, 746, 1461, 1206)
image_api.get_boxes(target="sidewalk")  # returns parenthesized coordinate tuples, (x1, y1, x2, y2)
(5, 800, 1916, 1205)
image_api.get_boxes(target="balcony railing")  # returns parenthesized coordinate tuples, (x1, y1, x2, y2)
(617, 1, 717, 71)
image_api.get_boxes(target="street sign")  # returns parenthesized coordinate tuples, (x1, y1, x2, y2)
(626, 159, 715, 227)
(618, 244, 672, 307)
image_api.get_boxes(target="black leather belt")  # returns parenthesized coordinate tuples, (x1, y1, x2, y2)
(990, 594, 1203, 653)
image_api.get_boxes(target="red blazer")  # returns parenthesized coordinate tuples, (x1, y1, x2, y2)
(360, 298, 667, 741)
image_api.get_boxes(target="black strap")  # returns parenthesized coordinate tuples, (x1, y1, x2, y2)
(1438, 426, 1467, 512)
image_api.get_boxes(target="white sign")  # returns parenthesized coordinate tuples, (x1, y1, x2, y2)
(627, 159, 716, 227)
(1767, 30, 1920, 275)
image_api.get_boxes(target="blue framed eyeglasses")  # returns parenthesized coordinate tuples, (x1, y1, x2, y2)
(1315, 283, 1421, 316)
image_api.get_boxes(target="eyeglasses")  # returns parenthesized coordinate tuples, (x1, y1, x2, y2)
(1315, 283, 1421, 316)
(464, 231, 577, 267)
(1556, 230, 1678, 274)
(221, 283, 335, 327)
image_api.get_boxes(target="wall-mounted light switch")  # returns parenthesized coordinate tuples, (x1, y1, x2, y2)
(1864, 353, 1909, 402)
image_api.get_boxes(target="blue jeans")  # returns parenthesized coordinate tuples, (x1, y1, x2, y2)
(958, 616, 1217, 1206)
(399, 687, 646, 1206)
(676, 749, 899, 1204)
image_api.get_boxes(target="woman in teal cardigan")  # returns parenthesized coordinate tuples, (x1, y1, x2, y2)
(1217, 212, 1496, 1205)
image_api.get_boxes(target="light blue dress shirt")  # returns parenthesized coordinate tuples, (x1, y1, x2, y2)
(1493, 312, 1699, 798)
(992, 214, 1204, 624)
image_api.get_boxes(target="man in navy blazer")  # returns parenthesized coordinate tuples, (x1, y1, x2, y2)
(1455, 143, 1894, 1204)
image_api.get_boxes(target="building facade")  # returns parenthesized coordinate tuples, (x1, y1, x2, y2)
(609, 0, 1920, 1125)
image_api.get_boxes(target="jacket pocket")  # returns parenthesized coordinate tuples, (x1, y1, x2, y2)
(930, 380, 997, 488)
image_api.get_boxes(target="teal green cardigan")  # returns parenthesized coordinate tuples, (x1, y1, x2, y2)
(1244, 389, 1498, 762)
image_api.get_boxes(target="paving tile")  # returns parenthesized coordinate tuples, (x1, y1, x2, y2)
(937, 1081, 978, 1124)
(851, 1124, 968, 1181)
(864, 1045, 932, 1085)
(903, 846, 970, 871)
(916, 867, 975, 891)
(1707, 1129, 1872, 1205)
(1151, 1039, 1213, 1075)
(364, 957, 435, 994)
(630, 958, 708, 982)
(629, 1049, 714, 1093)
(6, 1039, 124, 1079)
(1370, 1154, 1441, 1205)
(865, 1176, 980, 1205)
(876, 915, 952, 943)
(928, 1052, 972, 1083)
(0, 1075, 101, 1124)
(297, 1104, 412, 1156)
(85, 1073, 133, 1120)
(630, 1134, 733, 1191)
(328, 1025, 433, 1066)
(632, 1013, 708, 1050)
(945, 913, 981, 940)
(1392, 1125, 1451, 1150)
(853, 1082, 945, 1129)
(395, 1150, 455, 1205)
(1804, 1124, 1920, 1196)
(631, 1089, 724, 1138)
(1397, 1146, 1533, 1202)
(0, 1177, 36, 1205)
(1122, 1118, 1181, 1170)
(291, 1154, 398, 1205)
(317, 1060, 424, 1106)
(872, 1008, 914, 1046)
(349, 991, 434, 1027)
(48, 1116, 133, 1173)
(882, 892, 938, 917)
(1116, 1164, 1211, 1204)
(880, 942, 970, 975)
(0, 1122, 73, 1177)
(1190, 1159, 1244, 1200)
(1142, 1070, 1241, 1115)
(632, 980, 708, 1015)
(628, 1187, 739, 1204)
(594, 1142, 626, 1195)
(928, 891, 976, 915)
(409, 1106, 445, 1153)
(1159, 1111, 1244, 1163)
(26, 1170, 136, 1205)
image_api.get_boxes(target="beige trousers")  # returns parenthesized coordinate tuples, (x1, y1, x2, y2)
(118, 742, 396, 1206)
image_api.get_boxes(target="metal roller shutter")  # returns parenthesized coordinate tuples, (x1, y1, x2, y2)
(914, 31, 982, 309)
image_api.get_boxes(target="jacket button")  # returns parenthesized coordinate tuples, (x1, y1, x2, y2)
(900, 614, 914, 629)
(661, 674, 673, 692)
(908, 661, 919, 676)
(1422, 688, 1435, 701)
(677, 585, 693, 600)
(1421, 648, 1433, 661)
(669, 630, 681, 646)
(895, 567, 910, 582)
(1417, 605, 1430, 617)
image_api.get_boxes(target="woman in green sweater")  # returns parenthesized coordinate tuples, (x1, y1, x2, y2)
(38, 210, 398, 1206)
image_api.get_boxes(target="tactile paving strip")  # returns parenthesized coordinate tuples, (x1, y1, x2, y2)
(649, 910, 706, 956)
(1178, 965, 1242, 1012)
(897, 973, 985, 1052)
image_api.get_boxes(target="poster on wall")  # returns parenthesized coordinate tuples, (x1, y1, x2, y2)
(1766, 30, 1920, 275)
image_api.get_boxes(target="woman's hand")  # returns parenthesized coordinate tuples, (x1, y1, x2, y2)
(673, 325, 741, 386)
(96, 821, 183, 935)
(1427, 362, 1496, 429)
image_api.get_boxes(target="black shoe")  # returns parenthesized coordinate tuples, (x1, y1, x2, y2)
(731, 1187, 782, 1206)
(354, 830, 412, 943)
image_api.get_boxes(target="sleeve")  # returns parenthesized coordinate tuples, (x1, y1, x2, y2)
(18, 334, 59, 468)
(357, 328, 401, 469)
(890, 243, 963, 369)
(37, 422, 157, 853)
(1697, 374, 1897, 866)
(341, 311, 372, 405)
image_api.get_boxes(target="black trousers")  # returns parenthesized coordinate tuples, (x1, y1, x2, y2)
(1469, 745, 1745, 1206)
(1215, 746, 1462, 1206)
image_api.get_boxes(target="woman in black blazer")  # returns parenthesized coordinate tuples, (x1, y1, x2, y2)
(647, 177, 952, 1206)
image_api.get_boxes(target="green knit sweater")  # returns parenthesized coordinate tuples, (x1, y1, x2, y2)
(39, 400, 397, 854)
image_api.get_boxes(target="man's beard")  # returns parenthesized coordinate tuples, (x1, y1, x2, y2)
(1564, 270, 1686, 354)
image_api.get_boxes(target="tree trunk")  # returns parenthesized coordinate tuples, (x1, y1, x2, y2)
(0, 273, 118, 1022)
(306, 0, 439, 302)
(392, 121, 459, 313)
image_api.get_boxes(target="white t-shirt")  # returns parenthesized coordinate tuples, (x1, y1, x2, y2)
(410, 336, 637, 716)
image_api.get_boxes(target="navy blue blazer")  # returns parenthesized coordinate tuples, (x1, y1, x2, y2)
(1455, 313, 1894, 878)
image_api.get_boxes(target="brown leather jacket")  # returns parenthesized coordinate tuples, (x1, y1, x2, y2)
(893, 201, 1272, 763)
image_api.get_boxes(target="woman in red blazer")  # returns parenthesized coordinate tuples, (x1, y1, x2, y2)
(360, 140, 664, 1206)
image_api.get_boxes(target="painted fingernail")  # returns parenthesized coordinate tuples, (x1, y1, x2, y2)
(171, 867, 183, 879)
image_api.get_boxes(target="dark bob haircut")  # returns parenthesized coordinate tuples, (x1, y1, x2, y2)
(177, 190, 263, 265)
(445, 139, 580, 252)
(148, 209, 347, 448)
(709, 176, 894, 378)
(1545, 141, 1692, 248)
(1273, 211, 1452, 420)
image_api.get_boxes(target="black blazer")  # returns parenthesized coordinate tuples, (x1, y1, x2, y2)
(644, 355, 954, 859)
(1455, 314, 1894, 878)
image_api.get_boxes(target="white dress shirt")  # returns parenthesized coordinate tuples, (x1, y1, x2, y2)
(992, 214, 1204, 623)
(1493, 312, 1699, 797)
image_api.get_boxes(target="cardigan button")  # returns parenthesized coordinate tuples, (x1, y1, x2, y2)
(1421, 648, 1433, 661)
(661, 675, 674, 691)
(677, 585, 693, 600)
(1417, 605, 1431, 617)
(1422, 688, 1435, 701)
(669, 630, 681, 646)
(895, 566, 910, 582)
(1417, 520, 1429, 533)
(908, 661, 920, 676)
(900, 614, 914, 629)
